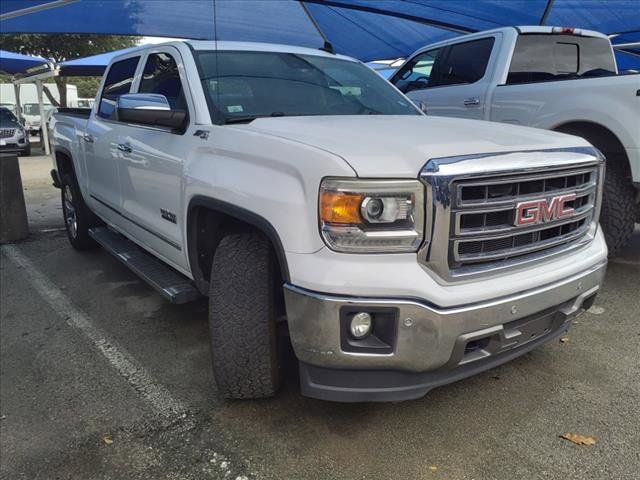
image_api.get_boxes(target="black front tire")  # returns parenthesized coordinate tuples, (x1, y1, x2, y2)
(60, 172, 99, 250)
(599, 163, 636, 255)
(208, 232, 282, 399)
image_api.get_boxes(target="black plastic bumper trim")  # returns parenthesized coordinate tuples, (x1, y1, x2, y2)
(299, 307, 584, 402)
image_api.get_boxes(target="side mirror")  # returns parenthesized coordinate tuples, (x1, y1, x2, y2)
(116, 93, 186, 130)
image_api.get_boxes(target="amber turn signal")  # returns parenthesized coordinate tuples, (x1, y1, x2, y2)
(320, 191, 363, 224)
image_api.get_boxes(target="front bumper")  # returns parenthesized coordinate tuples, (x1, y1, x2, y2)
(284, 259, 606, 402)
(0, 141, 29, 155)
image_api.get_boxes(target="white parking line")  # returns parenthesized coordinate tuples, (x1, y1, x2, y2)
(1, 244, 188, 420)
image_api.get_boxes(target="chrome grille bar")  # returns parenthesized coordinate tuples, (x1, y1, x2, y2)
(451, 165, 598, 267)
(0, 128, 16, 138)
(454, 186, 596, 237)
(418, 147, 605, 281)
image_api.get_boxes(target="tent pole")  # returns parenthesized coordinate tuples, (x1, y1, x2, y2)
(299, 1, 334, 53)
(539, 0, 555, 25)
(0, 0, 78, 20)
(35, 80, 51, 156)
(13, 83, 23, 120)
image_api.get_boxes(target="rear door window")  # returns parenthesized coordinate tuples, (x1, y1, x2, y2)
(98, 56, 140, 119)
(429, 37, 495, 87)
(507, 34, 616, 84)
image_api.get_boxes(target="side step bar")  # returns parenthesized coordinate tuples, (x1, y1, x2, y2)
(88, 227, 200, 304)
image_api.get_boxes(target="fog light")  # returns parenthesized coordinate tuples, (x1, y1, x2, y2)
(350, 312, 372, 339)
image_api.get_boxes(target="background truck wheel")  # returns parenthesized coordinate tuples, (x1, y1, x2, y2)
(208, 232, 282, 399)
(19, 145, 31, 157)
(60, 172, 99, 250)
(599, 163, 636, 255)
(554, 125, 636, 255)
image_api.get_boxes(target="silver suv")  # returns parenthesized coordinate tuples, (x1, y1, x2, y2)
(0, 107, 30, 156)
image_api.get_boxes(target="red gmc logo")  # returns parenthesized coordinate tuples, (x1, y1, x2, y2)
(515, 193, 576, 226)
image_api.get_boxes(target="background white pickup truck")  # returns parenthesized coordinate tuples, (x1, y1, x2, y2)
(51, 41, 607, 402)
(390, 26, 640, 254)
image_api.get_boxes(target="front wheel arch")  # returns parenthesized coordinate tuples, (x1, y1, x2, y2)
(186, 196, 290, 296)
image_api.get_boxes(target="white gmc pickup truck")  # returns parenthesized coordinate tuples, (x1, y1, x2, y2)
(52, 41, 607, 402)
(390, 26, 640, 254)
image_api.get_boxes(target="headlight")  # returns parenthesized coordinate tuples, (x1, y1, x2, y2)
(319, 178, 424, 253)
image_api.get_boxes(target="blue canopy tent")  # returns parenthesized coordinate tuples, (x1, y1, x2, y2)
(0, 50, 49, 151)
(0, 49, 47, 74)
(57, 46, 140, 76)
(1, 0, 638, 66)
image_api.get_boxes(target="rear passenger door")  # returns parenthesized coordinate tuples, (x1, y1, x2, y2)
(85, 55, 141, 226)
(399, 36, 498, 119)
(116, 47, 193, 272)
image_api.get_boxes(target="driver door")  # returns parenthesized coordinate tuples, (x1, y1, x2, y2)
(392, 37, 498, 120)
(391, 48, 442, 106)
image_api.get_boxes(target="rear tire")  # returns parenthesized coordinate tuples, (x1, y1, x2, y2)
(208, 232, 282, 399)
(60, 172, 99, 250)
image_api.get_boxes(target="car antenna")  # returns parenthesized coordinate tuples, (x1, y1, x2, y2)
(299, 1, 335, 54)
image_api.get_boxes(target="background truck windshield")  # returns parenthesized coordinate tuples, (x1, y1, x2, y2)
(23, 103, 54, 115)
(195, 50, 419, 123)
(0, 107, 20, 126)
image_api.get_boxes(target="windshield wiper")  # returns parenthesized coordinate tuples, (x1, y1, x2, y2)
(224, 116, 263, 124)
(224, 112, 296, 124)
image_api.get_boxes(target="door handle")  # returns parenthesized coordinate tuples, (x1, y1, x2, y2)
(463, 97, 480, 107)
(82, 133, 94, 143)
(117, 143, 132, 153)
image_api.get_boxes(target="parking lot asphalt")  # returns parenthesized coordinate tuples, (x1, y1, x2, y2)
(1, 154, 639, 480)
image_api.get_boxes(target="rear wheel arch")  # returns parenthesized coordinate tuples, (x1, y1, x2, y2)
(55, 148, 75, 178)
(186, 196, 290, 296)
(552, 121, 631, 175)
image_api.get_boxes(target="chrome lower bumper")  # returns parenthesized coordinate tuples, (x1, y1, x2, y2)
(284, 260, 607, 401)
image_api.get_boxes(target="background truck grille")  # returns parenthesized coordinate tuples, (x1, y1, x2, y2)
(0, 129, 16, 138)
(450, 166, 598, 269)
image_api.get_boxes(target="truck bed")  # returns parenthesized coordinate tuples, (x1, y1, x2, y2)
(56, 107, 91, 119)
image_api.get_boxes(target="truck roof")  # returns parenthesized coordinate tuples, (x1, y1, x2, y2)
(111, 40, 358, 64)
(514, 26, 609, 39)
(406, 25, 610, 60)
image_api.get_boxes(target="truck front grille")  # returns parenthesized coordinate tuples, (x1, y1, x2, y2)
(418, 148, 604, 280)
(451, 167, 598, 267)
(0, 129, 16, 138)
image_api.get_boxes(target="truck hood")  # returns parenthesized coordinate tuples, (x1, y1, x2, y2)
(238, 115, 588, 177)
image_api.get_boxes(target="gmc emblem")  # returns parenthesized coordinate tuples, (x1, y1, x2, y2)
(515, 193, 576, 226)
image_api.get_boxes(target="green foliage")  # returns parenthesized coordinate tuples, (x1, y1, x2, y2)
(0, 34, 139, 64)
(68, 76, 103, 99)
(0, 34, 139, 106)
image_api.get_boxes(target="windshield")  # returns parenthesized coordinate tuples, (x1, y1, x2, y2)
(0, 108, 20, 126)
(23, 103, 54, 116)
(195, 50, 419, 123)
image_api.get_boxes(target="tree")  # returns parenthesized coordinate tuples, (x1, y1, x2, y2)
(0, 34, 139, 107)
